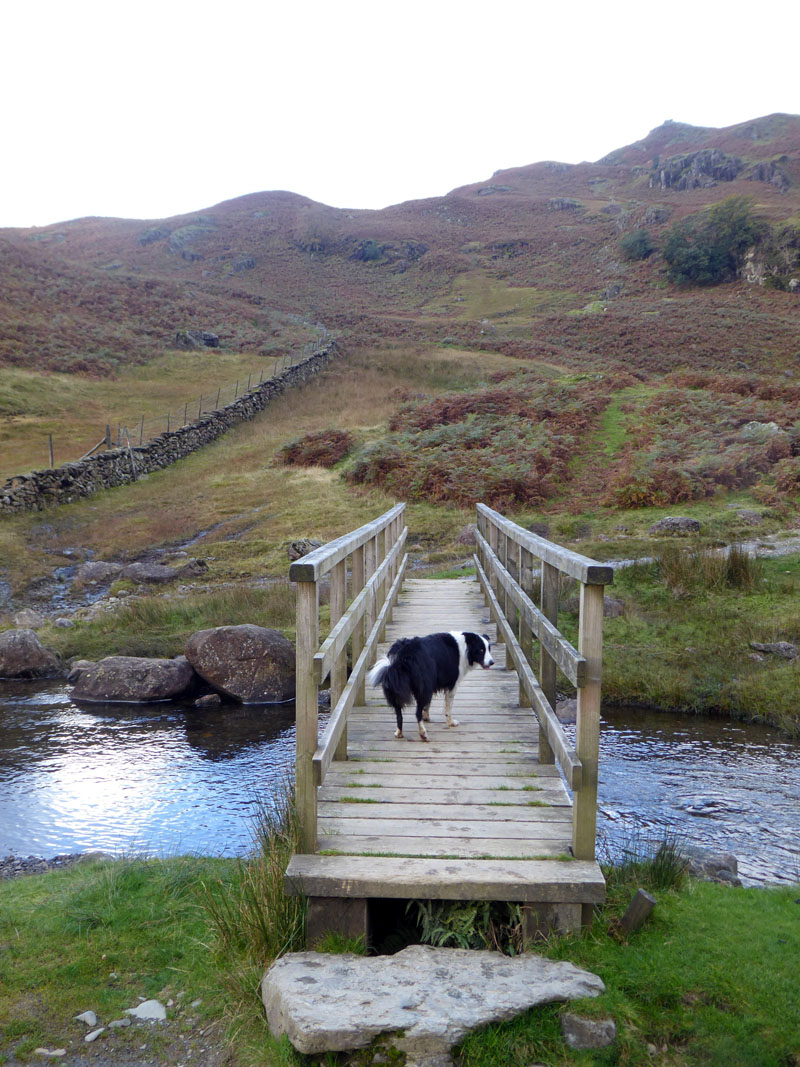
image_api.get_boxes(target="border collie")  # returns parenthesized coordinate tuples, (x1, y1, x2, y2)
(367, 631, 493, 741)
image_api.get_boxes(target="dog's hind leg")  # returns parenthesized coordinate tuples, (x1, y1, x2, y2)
(415, 701, 429, 741)
(393, 705, 404, 739)
(444, 689, 460, 728)
(421, 703, 431, 722)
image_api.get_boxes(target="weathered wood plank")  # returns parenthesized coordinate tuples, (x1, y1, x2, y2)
(317, 835, 572, 858)
(318, 802, 571, 822)
(319, 817, 572, 840)
(318, 785, 573, 806)
(286, 854, 606, 901)
(477, 503, 614, 586)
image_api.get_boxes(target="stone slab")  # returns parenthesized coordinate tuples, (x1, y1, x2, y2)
(262, 944, 604, 1065)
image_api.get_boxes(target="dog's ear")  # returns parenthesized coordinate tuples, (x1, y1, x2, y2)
(482, 633, 490, 642)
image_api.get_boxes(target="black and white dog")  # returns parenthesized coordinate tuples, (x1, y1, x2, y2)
(367, 631, 493, 741)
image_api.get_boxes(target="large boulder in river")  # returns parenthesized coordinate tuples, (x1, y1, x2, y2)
(185, 624, 296, 703)
(70, 655, 196, 702)
(0, 629, 61, 678)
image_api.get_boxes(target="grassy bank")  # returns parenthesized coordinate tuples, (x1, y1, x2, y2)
(600, 548, 800, 735)
(1, 832, 798, 1066)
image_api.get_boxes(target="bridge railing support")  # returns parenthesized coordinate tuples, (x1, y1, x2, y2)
(474, 503, 613, 862)
(290, 504, 408, 854)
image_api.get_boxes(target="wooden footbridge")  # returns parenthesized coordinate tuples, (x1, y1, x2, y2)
(285, 503, 613, 946)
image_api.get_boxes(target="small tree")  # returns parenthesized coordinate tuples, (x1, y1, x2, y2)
(620, 229, 656, 261)
(662, 196, 766, 286)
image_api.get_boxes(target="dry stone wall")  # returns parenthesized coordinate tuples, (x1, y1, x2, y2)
(0, 344, 337, 514)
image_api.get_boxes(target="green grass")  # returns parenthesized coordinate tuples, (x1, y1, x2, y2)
(35, 583, 298, 662)
(0, 854, 234, 1061)
(2, 838, 798, 1066)
(604, 552, 800, 734)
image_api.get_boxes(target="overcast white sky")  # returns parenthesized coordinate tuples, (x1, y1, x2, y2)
(3, 0, 798, 228)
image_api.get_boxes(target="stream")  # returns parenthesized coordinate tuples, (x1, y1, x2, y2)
(0, 683, 798, 885)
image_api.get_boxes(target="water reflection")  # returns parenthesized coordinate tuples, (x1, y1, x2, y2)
(0, 681, 300, 857)
(1, 683, 799, 885)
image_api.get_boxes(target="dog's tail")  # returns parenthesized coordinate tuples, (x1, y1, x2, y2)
(367, 657, 391, 688)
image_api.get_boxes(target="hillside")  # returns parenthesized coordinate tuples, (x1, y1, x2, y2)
(2, 113, 799, 379)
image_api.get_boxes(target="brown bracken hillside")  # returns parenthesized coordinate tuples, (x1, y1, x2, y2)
(2, 113, 798, 379)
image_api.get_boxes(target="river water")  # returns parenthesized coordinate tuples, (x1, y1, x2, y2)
(1, 682, 798, 885)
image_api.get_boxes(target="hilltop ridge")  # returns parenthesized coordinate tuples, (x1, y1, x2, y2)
(1, 112, 799, 377)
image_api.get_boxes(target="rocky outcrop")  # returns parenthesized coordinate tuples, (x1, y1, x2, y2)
(185, 624, 296, 703)
(0, 629, 61, 678)
(74, 561, 124, 587)
(262, 945, 604, 1060)
(287, 539, 322, 561)
(648, 516, 702, 535)
(70, 655, 196, 702)
(0, 345, 337, 514)
(174, 330, 219, 350)
(652, 149, 743, 191)
(750, 641, 798, 661)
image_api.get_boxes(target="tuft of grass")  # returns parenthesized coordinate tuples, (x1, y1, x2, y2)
(656, 542, 763, 596)
(200, 785, 306, 965)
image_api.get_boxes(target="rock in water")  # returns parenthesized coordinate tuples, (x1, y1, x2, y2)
(70, 655, 195, 702)
(0, 629, 61, 678)
(185, 624, 296, 703)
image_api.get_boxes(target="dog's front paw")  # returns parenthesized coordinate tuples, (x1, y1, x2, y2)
(448, 719, 460, 728)
(394, 728, 404, 739)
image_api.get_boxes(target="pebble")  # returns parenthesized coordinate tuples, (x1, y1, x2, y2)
(85, 1027, 106, 1042)
(33, 1051, 66, 1059)
(126, 999, 167, 1021)
(75, 1010, 98, 1026)
(109, 1017, 132, 1028)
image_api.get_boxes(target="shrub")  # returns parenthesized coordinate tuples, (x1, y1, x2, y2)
(619, 228, 656, 261)
(774, 456, 800, 493)
(662, 196, 766, 286)
(279, 429, 354, 467)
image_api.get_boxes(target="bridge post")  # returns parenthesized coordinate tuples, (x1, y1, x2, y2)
(331, 559, 348, 761)
(518, 545, 533, 710)
(538, 562, 559, 765)
(352, 544, 366, 704)
(296, 578, 319, 853)
(573, 581, 604, 862)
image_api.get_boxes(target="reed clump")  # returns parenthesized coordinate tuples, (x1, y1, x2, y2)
(656, 542, 763, 596)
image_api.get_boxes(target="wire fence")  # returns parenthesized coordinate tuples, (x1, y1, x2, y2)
(49, 333, 329, 468)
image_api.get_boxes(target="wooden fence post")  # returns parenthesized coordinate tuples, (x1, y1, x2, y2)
(331, 559, 348, 761)
(538, 562, 559, 765)
(48, 434, 54, 468)
(518, 545, 533, 710)
(573, 581, 604, 864)
(296, 578, 319, 853)
(351, 544, 366, 704)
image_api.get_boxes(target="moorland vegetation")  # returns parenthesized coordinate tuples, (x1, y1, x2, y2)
(1, 111, 799, 737)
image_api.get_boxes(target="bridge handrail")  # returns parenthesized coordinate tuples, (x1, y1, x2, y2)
(292, 503, 408, 853)
(475, 502, 613, 861)
(289, 502, 405, 582)
(474, 553, 582, 790)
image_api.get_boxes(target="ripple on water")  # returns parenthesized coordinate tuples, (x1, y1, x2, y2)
(1, 686, 799, 884)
